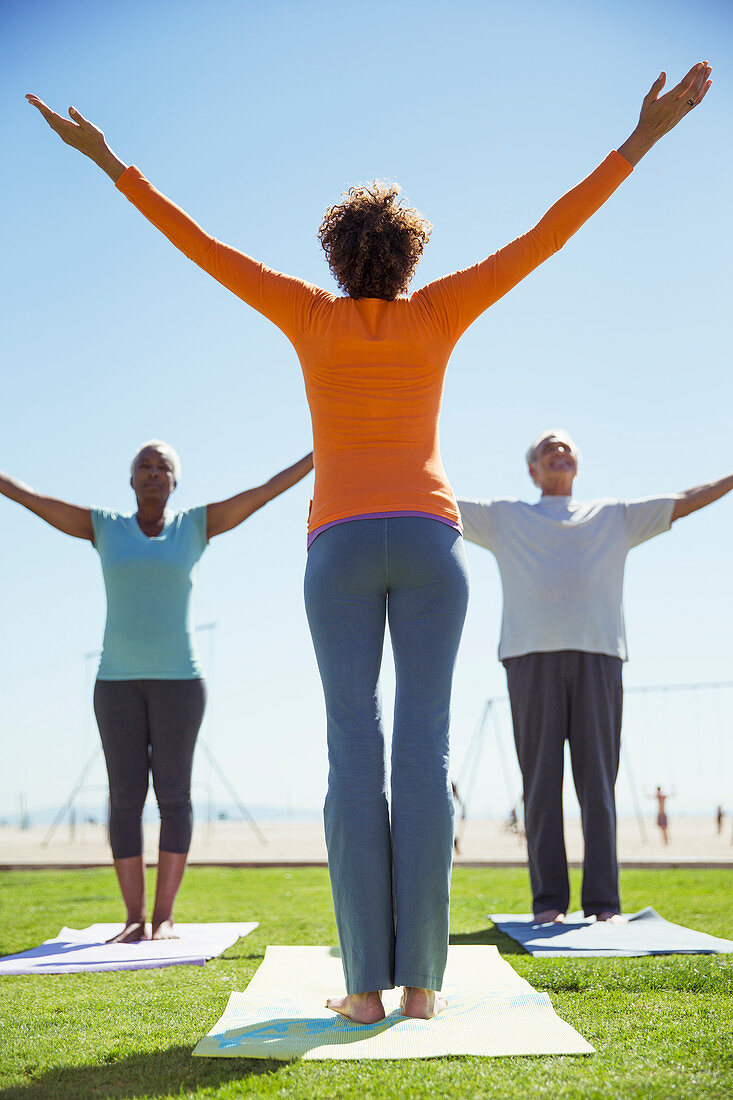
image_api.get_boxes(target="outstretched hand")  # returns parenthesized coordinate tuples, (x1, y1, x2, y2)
(618, 62, 712, 167)
(25, 94, 127, 181)
(637, 63, 712, 141)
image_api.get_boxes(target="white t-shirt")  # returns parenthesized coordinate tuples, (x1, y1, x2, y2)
(458, 495, 675, 662)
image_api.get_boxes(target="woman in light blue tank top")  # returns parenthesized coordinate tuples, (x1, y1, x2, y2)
(0, 441, 312, 941)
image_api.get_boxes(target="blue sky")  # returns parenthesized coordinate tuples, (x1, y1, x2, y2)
(1, 0, 731, 823)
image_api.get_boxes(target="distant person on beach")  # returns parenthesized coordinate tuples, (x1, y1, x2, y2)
(716, 805, 725, 836)
(27, 61, 711, 1022)
(652, 786, 673, 845)
(503, 804, 524, 839)
(0, 445, 312, 941)
(459, 431, 732, 923)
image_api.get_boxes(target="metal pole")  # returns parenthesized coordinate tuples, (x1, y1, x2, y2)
(455, 700, 492, 818)
(196, 622, 217, 817)
(197, 738, 268, 846)
(81, 650, 100, 843)
(41, 746, 100, 847)
(490, 701, 520, 809)
(620, 740, 649, 844)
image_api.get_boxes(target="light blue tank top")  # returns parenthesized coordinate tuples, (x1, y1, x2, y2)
(91, 506, 208, 680)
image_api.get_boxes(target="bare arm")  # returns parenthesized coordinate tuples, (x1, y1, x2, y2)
(0, 469, 93, 540)
(206, 452, 313, 540)
(671, 473, 733, 523)
(617, 63, 711, 167)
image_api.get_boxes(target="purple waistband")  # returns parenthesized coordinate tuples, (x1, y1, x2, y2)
(307, 511, 462, 548)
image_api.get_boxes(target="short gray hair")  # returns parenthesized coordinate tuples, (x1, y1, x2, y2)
(525, 429, 580, 468)
(130, 439, 181, 483)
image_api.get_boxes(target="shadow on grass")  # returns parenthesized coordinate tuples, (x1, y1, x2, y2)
(0, 944, 41, 959)
(449, 927, 526, 955)
(0, 1043, 292, 1100)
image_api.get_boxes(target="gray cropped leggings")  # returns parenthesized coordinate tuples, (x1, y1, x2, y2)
(93, 679, 206, 860)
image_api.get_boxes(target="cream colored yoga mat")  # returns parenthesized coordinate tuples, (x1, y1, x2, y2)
(193, 945, 593, 1060)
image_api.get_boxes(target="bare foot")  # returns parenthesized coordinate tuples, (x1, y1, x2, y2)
(151, 918, 179, 940)
(534, 909, 566, 923)
(596, 911, 628, 924)
(326, 991, 385, 1025)
(400, 987, 446, 1019)
(106, 921, 148, 944)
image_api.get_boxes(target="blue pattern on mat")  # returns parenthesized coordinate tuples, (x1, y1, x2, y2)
(490, 907, 733, 957)
(212, 989, 558, 1051)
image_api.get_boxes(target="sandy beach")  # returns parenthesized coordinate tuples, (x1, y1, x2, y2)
(1, 815, 731, 869)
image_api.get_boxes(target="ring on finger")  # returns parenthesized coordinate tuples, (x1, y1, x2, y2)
(686, 98, 695, 107)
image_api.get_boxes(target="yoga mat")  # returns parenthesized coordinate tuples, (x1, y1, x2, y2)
(193, 944, 593, 1059)
(0, 922, 258, 975)
(491, 907, 733, 957)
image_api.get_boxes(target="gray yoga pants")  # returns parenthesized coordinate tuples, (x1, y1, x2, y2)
(305, 517, 469, 994)
(503, 650, 623, 917)
(93, 678, 206, 860)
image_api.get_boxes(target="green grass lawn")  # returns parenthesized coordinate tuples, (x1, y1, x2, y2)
(0, 866, 731, 1099)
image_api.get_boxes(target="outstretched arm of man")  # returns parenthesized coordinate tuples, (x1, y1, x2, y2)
(0, 468, 93, 540)
(671, 473, 733, 522)
(206, 452, 314, 539)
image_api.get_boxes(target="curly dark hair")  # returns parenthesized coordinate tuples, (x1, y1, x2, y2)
(317, 181, 432, 300)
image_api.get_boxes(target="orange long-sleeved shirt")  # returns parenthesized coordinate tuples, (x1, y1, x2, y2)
(116, 152, 632, 535)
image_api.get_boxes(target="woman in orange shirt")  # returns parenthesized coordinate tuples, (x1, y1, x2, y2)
(27, 63, 710, 1022)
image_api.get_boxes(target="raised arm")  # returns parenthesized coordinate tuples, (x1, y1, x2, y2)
(206, 452, 313, 539)
(25, 95, 319, 336)
(421, 63, 712, 339)
(0, 468, 93, 540)
(671, 473, 733, 523)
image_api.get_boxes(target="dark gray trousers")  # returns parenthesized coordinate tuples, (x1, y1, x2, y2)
(503, 650, 623, 917)
(93, 679, 206, 860)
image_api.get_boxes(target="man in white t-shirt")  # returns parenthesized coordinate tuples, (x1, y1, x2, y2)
(458, 430, 732, 923)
